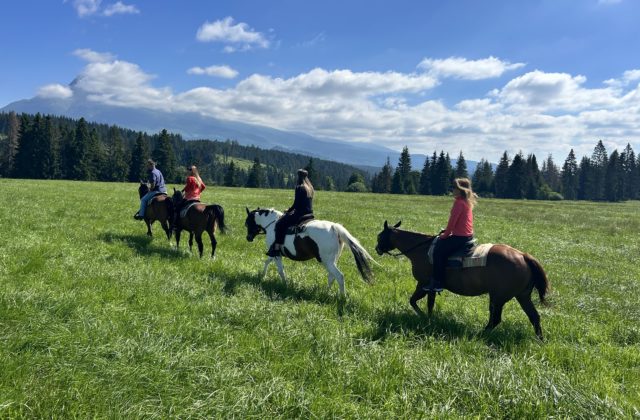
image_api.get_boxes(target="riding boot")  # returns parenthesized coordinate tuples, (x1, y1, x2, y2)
(133, 211, 144, 220)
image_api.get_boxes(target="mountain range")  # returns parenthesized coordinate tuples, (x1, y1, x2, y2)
(2, 88, 479, 174)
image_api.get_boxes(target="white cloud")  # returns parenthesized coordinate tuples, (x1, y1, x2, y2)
(418, 56, 525, 80)
(103, 2, 139, 16)
(37, 84, 74, 99)
(187, 65, 239, 79)
(73, 48, 115, 63)
(196, 17, 270, 50)
(69, 0, 101, 17)
(49, 51, 640, 162)
(67, 0, 139, 17)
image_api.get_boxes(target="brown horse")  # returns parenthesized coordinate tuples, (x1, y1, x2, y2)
(171, 189, 226, 258)
(375, 221, 549, 339)
(138, 182, 173, 240)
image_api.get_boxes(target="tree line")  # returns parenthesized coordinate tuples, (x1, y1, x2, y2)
(0, 112, 367, 191)
(368, 142, 640, 202)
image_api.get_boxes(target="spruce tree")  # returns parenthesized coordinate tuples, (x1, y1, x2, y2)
(391, 166, 404, 194)
(375, 158, 393, 193)
(454, 150, 468, 179)
(129, 133, 150, 182)
(224, 161, 237, 187)
(0, 111, 19, 176)
(472, 159, 494, 195)
(419, 156, 431, 195)
(153, 129, 177, 182)
(247, 158, 265, 188)
(12, 114, 35, 178)
(561, 149, 578, 200)
(577, 156, 593, 200)
(304, 158, 317, 186)
(591, 140, 608, 200)
(542, 154, 560, 192)
(525, 154, 542, 199)
(621, 144, 637, 200)
(506, 152, 527, 199)
(604, 150, 623, 202)
(106, 126, 129, 181)
(494, 152, 510, 198)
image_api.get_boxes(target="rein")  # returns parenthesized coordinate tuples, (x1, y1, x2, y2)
(255, 218, 277, 235)
(386, 238, 433, 258)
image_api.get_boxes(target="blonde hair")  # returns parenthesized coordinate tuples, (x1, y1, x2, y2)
(189, 165, 204, 188)
(453, 177, 477, 209)
(297, 169, 314, 198)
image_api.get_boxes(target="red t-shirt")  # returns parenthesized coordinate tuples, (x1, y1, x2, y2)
(441, 197, 473, 237)
(184, 176, 206, 201)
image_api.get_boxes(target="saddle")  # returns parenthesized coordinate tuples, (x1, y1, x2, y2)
(179, 200, 200, 218)
(428, 237, 494, 268)
(285, 214, 315, 235)
(150, 192, 167, 201)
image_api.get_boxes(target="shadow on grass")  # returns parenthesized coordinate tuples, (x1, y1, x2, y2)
(214, 271, 353, 316)
(99, 232, 182, 259)
(363, 307, 533, 348)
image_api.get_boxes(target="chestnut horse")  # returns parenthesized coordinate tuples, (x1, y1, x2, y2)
(171, 189, 226, 258)
(375, 221, 549, 339)
(138, 182, 173, 240)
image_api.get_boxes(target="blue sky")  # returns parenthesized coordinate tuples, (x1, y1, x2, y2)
(2, 0, 640, 161)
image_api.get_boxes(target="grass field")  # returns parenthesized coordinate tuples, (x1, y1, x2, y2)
(1, 178, 639, 418)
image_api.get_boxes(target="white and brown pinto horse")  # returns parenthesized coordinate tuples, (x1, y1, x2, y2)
(244, 208, 375, 295)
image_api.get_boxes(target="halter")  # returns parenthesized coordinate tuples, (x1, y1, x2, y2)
(252, 217, 277, 236)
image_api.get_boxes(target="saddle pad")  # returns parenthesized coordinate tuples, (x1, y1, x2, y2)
(285, 216, 314, 235)
(448, 243, 494, 268)
(180, 201, 200, 218)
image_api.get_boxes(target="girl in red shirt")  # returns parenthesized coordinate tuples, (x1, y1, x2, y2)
(425, 178, 476, 292)
(183, 165, 206, 201)
(173, 165, 206, 229)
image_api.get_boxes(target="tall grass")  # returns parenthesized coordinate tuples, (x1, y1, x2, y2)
(0, 179, 638, 417)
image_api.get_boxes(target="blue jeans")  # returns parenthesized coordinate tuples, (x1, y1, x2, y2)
(433, 235, 473, 285)
(138, 191, 159, 217)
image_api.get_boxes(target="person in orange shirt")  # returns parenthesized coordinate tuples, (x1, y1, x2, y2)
(425, 177, 476, 292)
(173, 165, 206, 228)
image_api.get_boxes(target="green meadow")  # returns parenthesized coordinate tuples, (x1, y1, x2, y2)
(0, 178, 638, 418)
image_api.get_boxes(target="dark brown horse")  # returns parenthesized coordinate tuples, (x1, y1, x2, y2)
(171, 189, 226, 258)
(138, 182, 173, 240)
(375, 221, 549, 339)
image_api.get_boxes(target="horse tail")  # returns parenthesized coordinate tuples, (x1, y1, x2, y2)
(524, 253, 550, 305)
(332, 224, 375, 283)
(206, 204, 226, 234)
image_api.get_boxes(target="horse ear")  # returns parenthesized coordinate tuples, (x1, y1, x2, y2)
(394, 220, 402, 228)
(245, 207, 250, 215)
(384, 220, 389, 229)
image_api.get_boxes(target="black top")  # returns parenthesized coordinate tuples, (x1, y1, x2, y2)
(288, 185, 313, 215)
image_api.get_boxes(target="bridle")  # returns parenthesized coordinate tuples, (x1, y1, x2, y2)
(381, 232, 434, 258)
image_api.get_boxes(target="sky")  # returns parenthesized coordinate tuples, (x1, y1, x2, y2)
(2, 0, 640, 162)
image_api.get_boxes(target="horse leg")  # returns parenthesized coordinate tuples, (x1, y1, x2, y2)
(207, 230, 217, 259)
(261, 257, 272, 279)
(175, 229, 181, 250)
(327, 272, 335, 289)
(161, 220, 172, 241)
(324, 262, 345, 295)
(427, 292, 437, 316)
(274, 257, 287, 283)
(195, 232, 204, 258)
(188, 232, 194, 254)
(484, 296, 505, 332)
(516, 293, 543, 340)
(145, 220, 152, 237)
(409, 285, 428, 317)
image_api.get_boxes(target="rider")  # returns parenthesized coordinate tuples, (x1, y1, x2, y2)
(134, 159, 167, 220)
(173, 165, 206, 228)
(266, 169, 314, 257)
(425, 177, 476, 292)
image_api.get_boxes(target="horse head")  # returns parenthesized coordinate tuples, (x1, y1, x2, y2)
(172, 187, 184, 205)
(375, 220, 402, 255)
(244, 207, 281, 242)
(138, 180, 149, 198)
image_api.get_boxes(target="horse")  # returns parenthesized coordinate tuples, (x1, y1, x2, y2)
(374, 221, 550, 340)
(137, 182, 173, 240)
(171, 189, 226, 258)
(244, 207, 375, 295)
